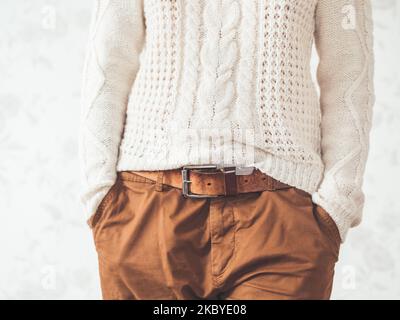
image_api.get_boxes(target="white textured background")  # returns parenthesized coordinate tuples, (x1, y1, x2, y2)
(0, 0, 399, 300)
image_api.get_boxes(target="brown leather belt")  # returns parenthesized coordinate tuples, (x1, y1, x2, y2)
(120, 165, 293, 198)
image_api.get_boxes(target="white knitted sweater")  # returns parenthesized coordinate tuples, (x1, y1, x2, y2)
(79, 0, 375, 242)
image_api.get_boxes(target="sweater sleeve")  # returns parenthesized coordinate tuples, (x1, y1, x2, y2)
(78, 0, 145, 220)
(312, 0, 375, 242)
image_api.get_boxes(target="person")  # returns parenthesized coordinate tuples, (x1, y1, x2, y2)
(78, 0, 375, 300)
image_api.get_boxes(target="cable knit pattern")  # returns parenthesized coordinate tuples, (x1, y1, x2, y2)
(230, 0, 258, 162)
(197, 0, 240, 129)
(234, 0, 257, 128)
(79, 0, 375, 243)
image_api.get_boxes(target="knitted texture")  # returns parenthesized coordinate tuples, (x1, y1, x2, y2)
(79, 0, 375, 243)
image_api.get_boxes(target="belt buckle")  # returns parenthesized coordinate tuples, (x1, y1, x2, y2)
(181, 164, 221, 198)
(181, 164, 255, 198)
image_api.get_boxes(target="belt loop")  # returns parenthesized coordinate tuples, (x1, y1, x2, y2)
(155, 170, 164, 192)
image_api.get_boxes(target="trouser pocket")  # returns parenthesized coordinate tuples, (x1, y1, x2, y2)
(312, 203, 341, 252)
(87, 180, 120, 230)
(291, 187, 341, 253)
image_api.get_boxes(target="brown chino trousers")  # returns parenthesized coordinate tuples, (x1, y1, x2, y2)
(88, 170, 341, 300)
